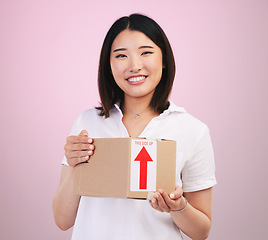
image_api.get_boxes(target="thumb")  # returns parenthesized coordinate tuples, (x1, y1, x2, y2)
(79, 130, 88, 136)
(169, 186, 183, 200)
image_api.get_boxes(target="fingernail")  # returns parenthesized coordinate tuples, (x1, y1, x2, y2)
(88, 151, 92, 155)
(84, 156, 89, 160)
(170, 194, 175, 199)
(152, 199, 156, 203)
(89, 145, 94, 150)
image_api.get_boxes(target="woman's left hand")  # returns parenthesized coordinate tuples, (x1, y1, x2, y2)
(149, 186, 186, 213)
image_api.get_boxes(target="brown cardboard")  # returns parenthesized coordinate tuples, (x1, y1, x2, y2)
(74, 138, 176, 199)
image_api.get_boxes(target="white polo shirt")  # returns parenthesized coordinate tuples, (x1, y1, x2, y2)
(62, 101, 216, 240)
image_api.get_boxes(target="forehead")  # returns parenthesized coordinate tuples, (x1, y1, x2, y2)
(111, 29, 157, 50)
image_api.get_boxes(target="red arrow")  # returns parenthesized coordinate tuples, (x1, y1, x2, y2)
(134, 146, 153, 189)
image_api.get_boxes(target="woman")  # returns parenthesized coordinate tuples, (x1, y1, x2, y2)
(53, 13, 216, 240)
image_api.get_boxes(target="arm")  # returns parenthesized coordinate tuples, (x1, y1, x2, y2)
(53, 130, 95, 230)
(149, 187, 213, 240)
(53, 165, 81, 230)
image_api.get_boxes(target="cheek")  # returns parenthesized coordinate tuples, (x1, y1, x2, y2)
(110, 62, 124, 80)
(151, 60, 163, 80)
(146, 53, 163, 77)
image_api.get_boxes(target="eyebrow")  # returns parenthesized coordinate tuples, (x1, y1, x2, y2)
(113, 45, 154, 53)
(113, 48, 127, 53)
(139, 45, 154, 49)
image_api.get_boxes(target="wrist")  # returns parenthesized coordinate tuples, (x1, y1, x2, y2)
(171, 197, 188, 213)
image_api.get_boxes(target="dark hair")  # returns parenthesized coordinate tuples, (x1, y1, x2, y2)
(97, 13, 175, 118)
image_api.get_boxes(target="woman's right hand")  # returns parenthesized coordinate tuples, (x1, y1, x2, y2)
(64, 130, 95, 167)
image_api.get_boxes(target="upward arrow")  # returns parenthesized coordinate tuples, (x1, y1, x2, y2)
(134, 146, 153, 189)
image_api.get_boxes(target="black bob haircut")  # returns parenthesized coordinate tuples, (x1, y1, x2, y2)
(97, 13, 176, 118)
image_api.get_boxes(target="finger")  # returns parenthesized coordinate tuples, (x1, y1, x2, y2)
(169, 186, 183, 200)
(160, 189, 179, 211)
(67, 135, 93, 144)
(155, 191, 171, 212)
(79, 130, 88, 136)
(149, 197, 164, 212)
(65, 143, 94, 151)
(78, 130, 93, 144)
(67, 155, 89, 167)
(66, 150, 93, 159)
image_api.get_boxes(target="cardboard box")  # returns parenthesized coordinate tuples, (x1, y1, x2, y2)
(74, 138, 176, 199)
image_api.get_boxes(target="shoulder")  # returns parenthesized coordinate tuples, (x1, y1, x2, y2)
(179, 112, 209, 134)
(70, 105, 122, 137)
(156, 101, 212, 158)
(69, 108, 103, 136)
(75, 108, 103, 123)
(166, 101, 209, 136)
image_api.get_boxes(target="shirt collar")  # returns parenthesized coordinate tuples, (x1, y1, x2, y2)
(113, 100, 186, 116)
(112, 102, 124, 119)
(165, 100, 186, 113)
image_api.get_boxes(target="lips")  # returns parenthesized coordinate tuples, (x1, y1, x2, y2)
(126, 75, 147, 84)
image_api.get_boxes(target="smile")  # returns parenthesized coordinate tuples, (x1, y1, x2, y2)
(127, 76, 147, 83)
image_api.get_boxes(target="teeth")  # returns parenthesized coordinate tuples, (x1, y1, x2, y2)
(127, 76, 146, 82)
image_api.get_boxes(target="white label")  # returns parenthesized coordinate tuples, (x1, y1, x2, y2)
(130, 139, 157, 191)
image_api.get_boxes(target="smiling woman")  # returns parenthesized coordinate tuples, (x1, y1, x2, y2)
(53, 13, 216, 240)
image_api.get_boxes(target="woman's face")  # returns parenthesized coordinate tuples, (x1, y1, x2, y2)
(110, 29, 163, 102)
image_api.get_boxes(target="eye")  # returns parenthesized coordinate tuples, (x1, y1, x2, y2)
(141, 51, 153, 56)
(115, 54, 127, 58)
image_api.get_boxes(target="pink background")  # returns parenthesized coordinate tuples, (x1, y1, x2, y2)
(1, 0, 267, 239)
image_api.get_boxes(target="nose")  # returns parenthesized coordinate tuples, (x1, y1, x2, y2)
(129, 56, 142, 73)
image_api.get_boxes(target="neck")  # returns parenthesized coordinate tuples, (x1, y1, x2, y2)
(122, 95, 153, 115)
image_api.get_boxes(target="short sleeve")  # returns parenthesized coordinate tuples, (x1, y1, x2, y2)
(61, 114, 84, 166)
(182, 125, 217, 192)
